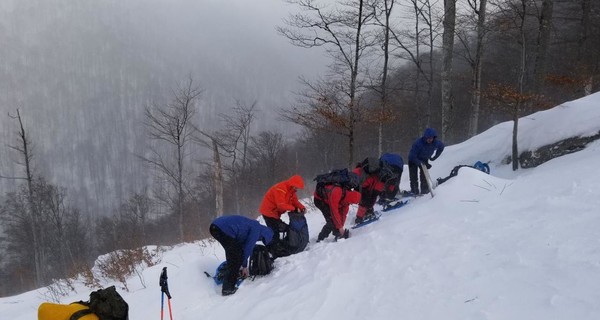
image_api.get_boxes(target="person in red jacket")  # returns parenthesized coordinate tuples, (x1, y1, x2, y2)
(353, 157, 386, 224)
(314, 184, 361, 242)
(259, 175, 306, 239)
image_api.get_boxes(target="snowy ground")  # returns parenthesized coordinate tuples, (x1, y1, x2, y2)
(2, 93, 600, 320)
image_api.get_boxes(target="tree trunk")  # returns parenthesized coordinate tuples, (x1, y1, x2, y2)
(578, 0, 592, 95)
(469, 0, 487, 137)
(212, 138, 224, 217)
(378, 0, 393, 156)
(512, 104, 520, 171)
(441, 0, 456, 141)
(532, 0, 554, 99)
(348, 0, 364, 166)
(13, 110, 46, 287)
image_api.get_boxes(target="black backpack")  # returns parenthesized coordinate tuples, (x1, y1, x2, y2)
(249, 244, 274, 276)
(357, 157, 382, 174)
(70, 286, 129, 320)
(314, 168, 359, 198)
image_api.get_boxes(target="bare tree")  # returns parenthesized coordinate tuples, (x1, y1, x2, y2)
(2, 109, 46, 287)
(120, 192, 151, 246)
(441, 0, 457, 141)
(368, 0, 396, 155)
(248, 131, 288, 186)
(531, 0, 554, 98)
(576, 0, 596, 95)
(388, 0, 439, 132)
(217, 100, 257, 212)
(141, 78, 201, 242)
(277, 0, 376, 166)
(455, 0, 489, 137)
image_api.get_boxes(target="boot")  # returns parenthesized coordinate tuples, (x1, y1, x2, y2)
(420, 182, 429, 195)
(334, 229, 350, 241)
(317, 226, 331, 242)
(363, 208, 376, 220)
(222, 287, 237, 296)
(354, 216, 365, 224)
(410, 181, 419, 195)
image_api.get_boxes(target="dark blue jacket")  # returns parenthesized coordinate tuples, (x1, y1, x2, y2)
(212, 215, 274, 267)
(408, 128, 445, 166)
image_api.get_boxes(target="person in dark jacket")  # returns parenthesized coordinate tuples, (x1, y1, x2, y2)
(352, 157, 386, 224)
(408, 128, 445, 195)
(314, 183, 361, 242)
(209, 215, 273, 296)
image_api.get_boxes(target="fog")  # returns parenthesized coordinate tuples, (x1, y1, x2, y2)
(0, 0, 328, 214)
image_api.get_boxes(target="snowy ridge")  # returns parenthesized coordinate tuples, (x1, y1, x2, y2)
(2, 93, 600, 319)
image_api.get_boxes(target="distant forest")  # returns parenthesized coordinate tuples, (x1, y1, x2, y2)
(0, 0, 598, 296)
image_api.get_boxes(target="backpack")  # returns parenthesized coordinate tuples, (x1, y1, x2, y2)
(70, 286, 128, 320)
(473, 161, 490, 174)
(379, 153, 403, 182)
(284, 211, 309, 254)
(314, 168, 359, 199)
(249, 244, 274, 276)
(357, 157, 381, 174)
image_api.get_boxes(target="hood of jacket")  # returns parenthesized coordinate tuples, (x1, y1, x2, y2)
(287, 175, 305, 189)
(422, 127, 437, 139)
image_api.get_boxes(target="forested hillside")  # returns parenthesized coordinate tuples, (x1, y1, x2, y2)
(0, 0, 598, 296)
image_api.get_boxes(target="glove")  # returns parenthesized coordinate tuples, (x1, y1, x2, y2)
(240, 267, 249, 279)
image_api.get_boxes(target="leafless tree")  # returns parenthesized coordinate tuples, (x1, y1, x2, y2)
(120, 192, 152, 246)
(141, 78, 201, 242)
(217, 100, 257, 212)
(531, 0, 554, 99)
(389, 0, 440, 132)
(368, 0, 397, 155)
(2, 109, 46, 287)
(455, 0, 489, 137)
(441, 0, 457, 141)
(277, 0, 376, 166)
(248, 131, 288, 186)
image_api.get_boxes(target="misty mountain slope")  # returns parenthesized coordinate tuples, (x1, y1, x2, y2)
(2, 94, 600, 319)
(0, 0, 326, 214)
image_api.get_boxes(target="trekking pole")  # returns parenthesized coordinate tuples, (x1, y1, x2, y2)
(420, 164, 435, 198)
(160, 267, 174, 320)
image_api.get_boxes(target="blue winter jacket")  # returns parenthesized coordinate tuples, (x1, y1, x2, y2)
(212, 215, 274, 267)
(408, 128, 445, 166)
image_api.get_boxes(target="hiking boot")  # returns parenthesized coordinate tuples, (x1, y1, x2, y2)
(362, 208, 376, 220)
(222, 287, 237, 296)
(354, 216, 365, 224)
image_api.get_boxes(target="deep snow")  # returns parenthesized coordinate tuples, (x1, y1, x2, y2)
(2, 93, 600, 320)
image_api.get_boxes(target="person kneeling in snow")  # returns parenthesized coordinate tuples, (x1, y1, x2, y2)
(314, 183, 361, 242)
(209, 215, 273, 296)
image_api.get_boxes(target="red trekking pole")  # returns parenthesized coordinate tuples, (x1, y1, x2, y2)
(160, 267, 174, 320)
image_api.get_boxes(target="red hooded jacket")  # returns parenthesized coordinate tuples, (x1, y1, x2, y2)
(259, 175, 306, 219)
(314, 185, 361, 230)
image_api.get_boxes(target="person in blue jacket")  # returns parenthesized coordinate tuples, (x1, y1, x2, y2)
(209, 215, 274, 296)
(408, 128, 445, 195)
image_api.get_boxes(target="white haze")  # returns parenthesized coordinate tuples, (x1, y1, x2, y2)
(0, 0, 327, 214)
